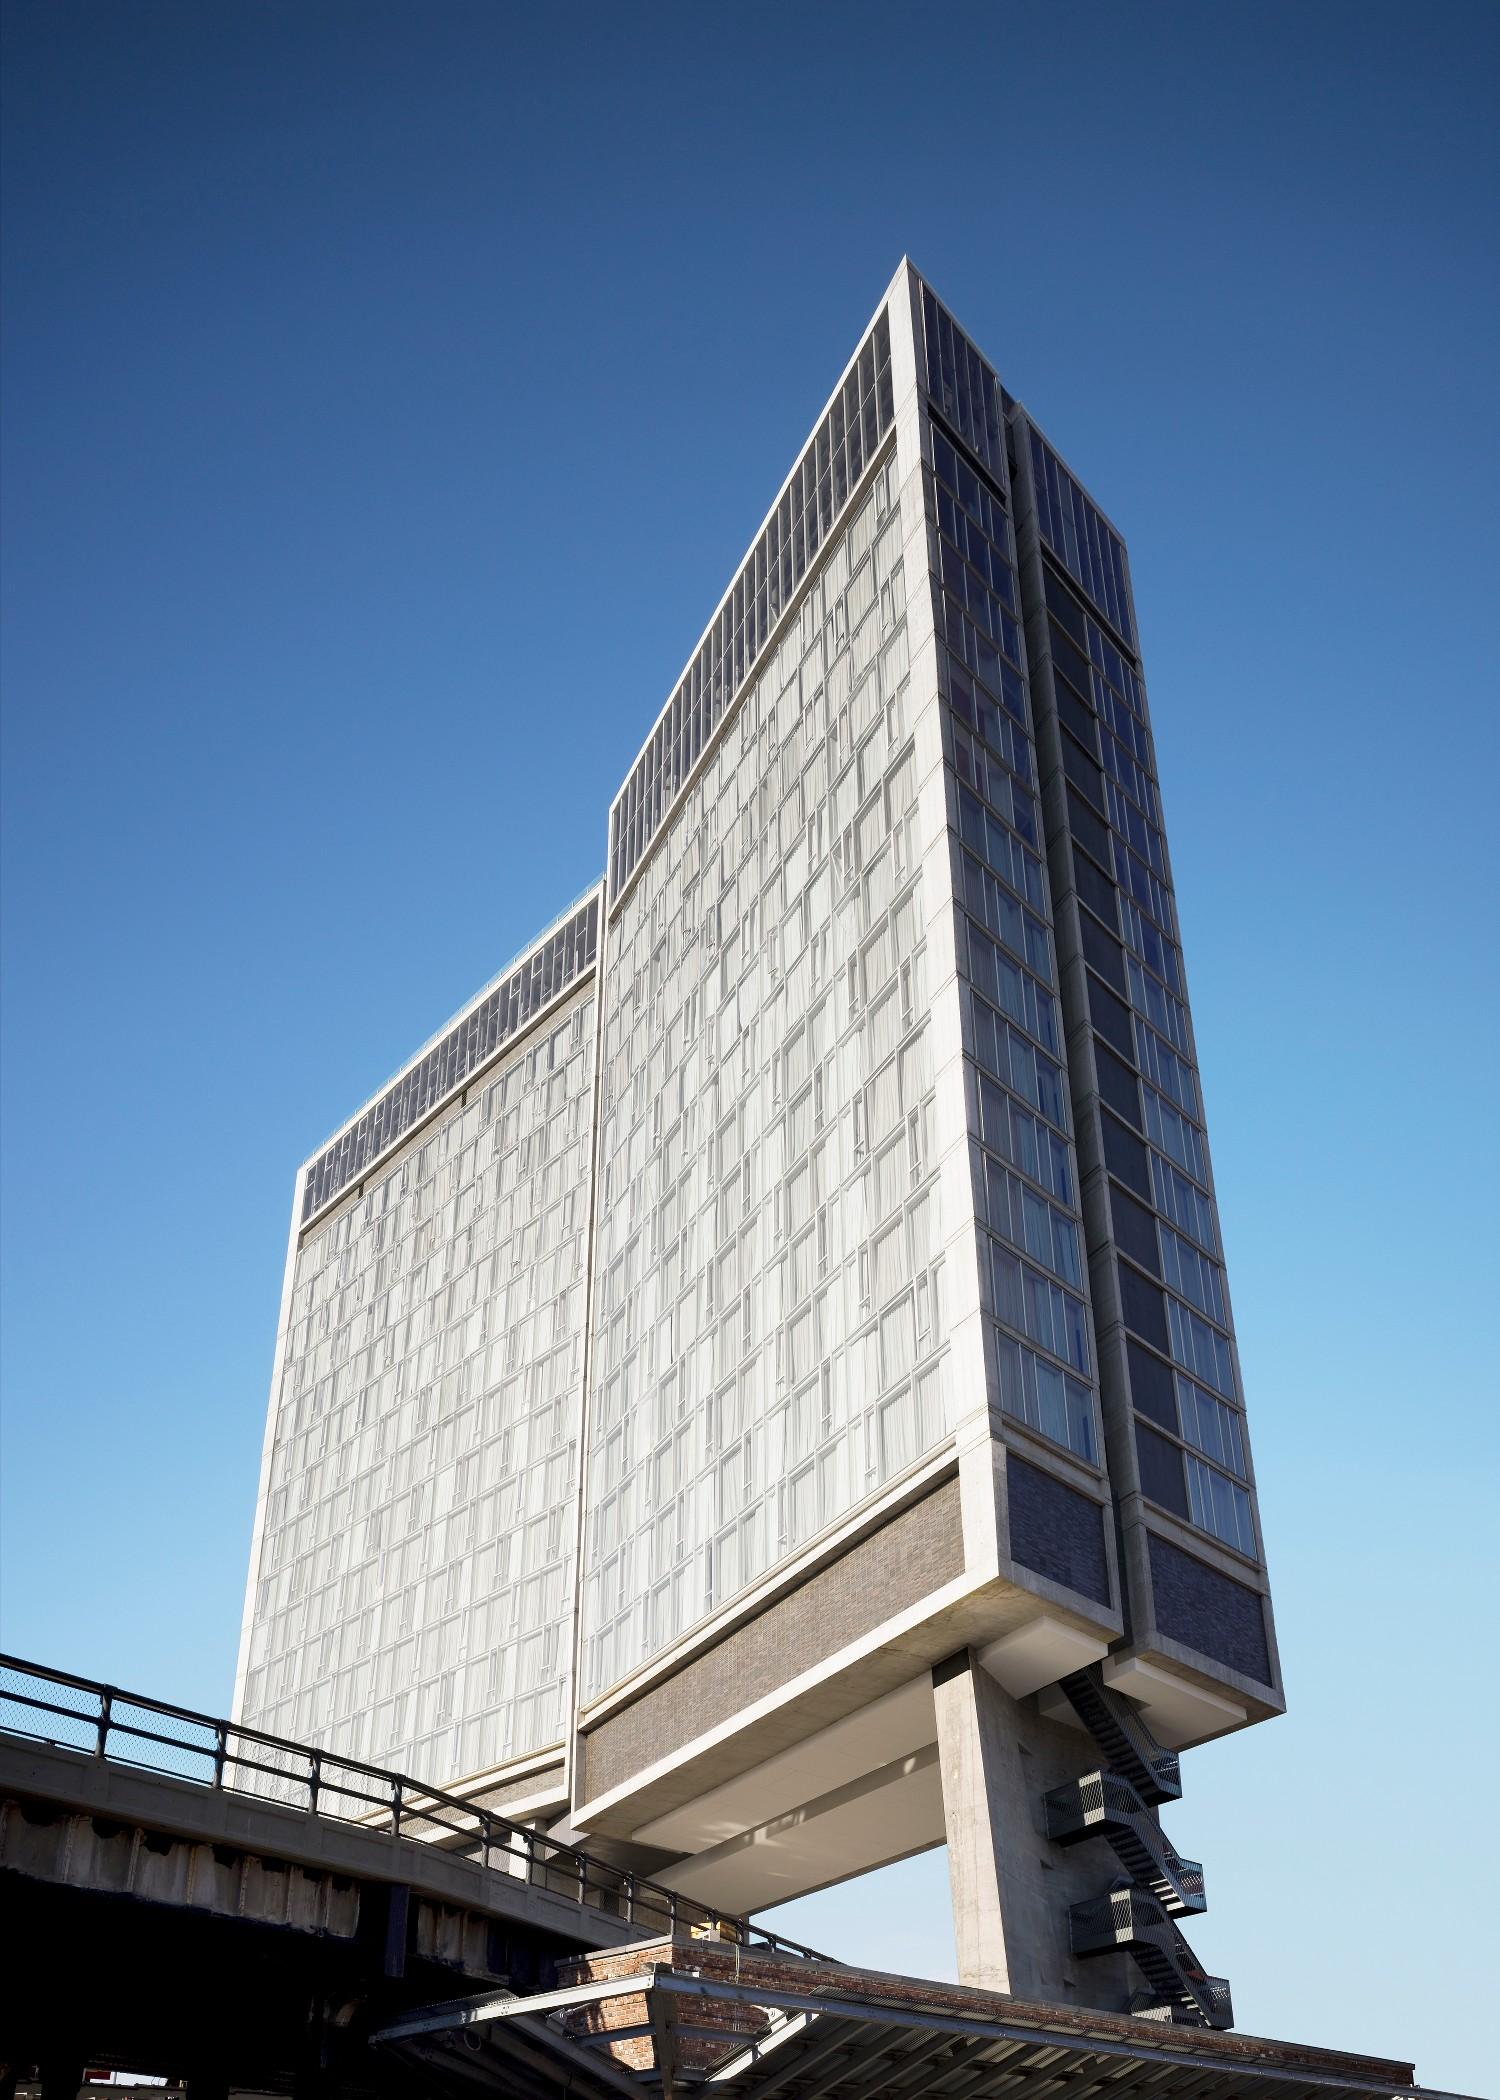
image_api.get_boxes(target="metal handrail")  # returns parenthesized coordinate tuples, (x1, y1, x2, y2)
(0, 1653, 827, 1962)
(1132, 1975, 1234, 2024)
(1058, 1667, 1181, 1802)
(1042, 1769, 1205, 1910)
(1069, 1881, 1231, 2027)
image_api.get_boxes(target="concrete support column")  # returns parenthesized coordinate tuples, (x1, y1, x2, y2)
(931, 1649, 1027, 1992)
(932, 1647, 1136, 2012)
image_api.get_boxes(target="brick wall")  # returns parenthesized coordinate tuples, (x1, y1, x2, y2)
(1148, 1532, 1272, 1685)
(579, 1477, 963, 1802)
(556, 1935, 1415, 2086)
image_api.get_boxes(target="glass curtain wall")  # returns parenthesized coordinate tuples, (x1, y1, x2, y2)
(1014, 411, 1274, 1683)
(917, 287, 1104, 1477)
(584, 449, 956, 1700)
(240, 988, 597, 1778)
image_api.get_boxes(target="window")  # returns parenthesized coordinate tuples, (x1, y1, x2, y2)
(1120, 895, 1180, 993)
(976, 1151, 1082, 1286)
(1094, 1041, 1141, 1129)
(1136, 1020, 1197, 1113)
(943, 648, 1032, 784)
(993, 1332, 1098, 1463)
(1127, 1338, 1176, 1430)
(1053, 674, 1098, 754)
(1118, 1261, 1169, 1353)
(956, 784, 1046, 914)
(1186, 1456, 1257, 1558)
(1028, 428, 1135, 650)
(1151, 1151, 1216, 1249)
(922, 287, 1007, 479)
(1072, 847, 1117, 930)
(976, 1073, 1072, 1205)
(972, 998, 1069, 1135)
(1126, 955, 1189, 1055)
(1142, 1087, 1207, 1184)
(1111, 1185, 1160, 1275)
(1101, 1110, 1151, 1200)
(1176, 1376, 1247, 1477)
(1166, 1296, 1235, 1398)
(1139, 1431, 1255, 1559)
(963, 918, 1058, 1051)
(1136, 1423, 1188, 1518)
(1061, 730, 1106, 814)
(1159, 1225, 1226, 1323)
(1088, 974, 1135, 1061)
(1067, 784, 1113, 873)
(956, 847, 1052, 982)
(610, 311, 895, 894)
(989, 1240, 1090, 1373)
(1080, 914, 1126, 997)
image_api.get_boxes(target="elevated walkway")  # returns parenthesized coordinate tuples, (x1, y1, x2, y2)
(0, 1657, 1476, 2100)
(0, 1653, 818, 1960)
(0, 1654, 819, 2094)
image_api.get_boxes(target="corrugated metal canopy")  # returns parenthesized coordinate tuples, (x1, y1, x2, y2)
(376, 1968, 1474, 2100)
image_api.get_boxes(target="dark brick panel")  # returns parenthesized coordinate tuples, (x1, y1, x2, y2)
(1149, 1531, 1272, 1685)
(1006, 1454, 1111, 1606)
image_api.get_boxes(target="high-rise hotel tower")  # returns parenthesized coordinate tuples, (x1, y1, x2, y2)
(237, 264, 1282, 2026)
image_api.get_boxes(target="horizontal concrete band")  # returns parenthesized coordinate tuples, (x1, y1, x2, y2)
(579, 1476, 966, 1806)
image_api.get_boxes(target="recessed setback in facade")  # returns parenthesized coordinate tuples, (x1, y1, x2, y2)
(237, 263, 1282, 2025)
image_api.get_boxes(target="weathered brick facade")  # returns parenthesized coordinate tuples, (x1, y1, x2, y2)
(557, 1935, 1417, 2088)
(579, 1478, 963, 1802)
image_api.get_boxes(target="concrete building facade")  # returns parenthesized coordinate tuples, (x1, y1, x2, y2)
(238, 264, 1282, 2026)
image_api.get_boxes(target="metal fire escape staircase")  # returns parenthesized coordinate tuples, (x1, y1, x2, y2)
(1048, 1665, 1233, 2029)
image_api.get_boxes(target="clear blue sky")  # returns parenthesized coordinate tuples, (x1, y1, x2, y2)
(2, 2, 1496, 2088)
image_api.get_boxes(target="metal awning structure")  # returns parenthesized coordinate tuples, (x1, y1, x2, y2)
(374, 1964, 1475, 2100)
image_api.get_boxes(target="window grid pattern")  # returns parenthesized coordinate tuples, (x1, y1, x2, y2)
(301, 895, 600, 1224)
(584, 462, 951, 1700)
(1029, 426, 1135, 650)
(919, 284, 1007, 483)
(924, 422, 1100, 1469)
(609, 314, 895, 900)
(242, 994, 597, 1781)
(1038, 530, 1261, 1564)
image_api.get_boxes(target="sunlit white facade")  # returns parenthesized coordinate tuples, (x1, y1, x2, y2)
(235, 896, 600, 1803)
(238, 264, 1282, 2016)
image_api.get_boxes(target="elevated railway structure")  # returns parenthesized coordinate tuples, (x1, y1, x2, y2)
(0, 1656, 1476, 2100)
(0, 1656, 813, 2096)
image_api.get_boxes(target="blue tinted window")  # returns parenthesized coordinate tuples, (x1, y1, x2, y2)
(610, 309, 895, 892)
(1166, 1297, 1235, 1398)
(921, 287, 1007, 481)
(1028, 426, 1134, 648)
(1186, 1456, 1257, 1558)
(1176, 1376, 1247, 1476)
(994, 1332, 1098, 1464)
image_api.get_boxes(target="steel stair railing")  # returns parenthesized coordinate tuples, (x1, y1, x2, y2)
(1068, 1879, 1232, 2030)
(1056, 1665, 1180, 1804)
(1043, 1665, 1230, 2028)
(1043, 1769, 1205, 1916)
